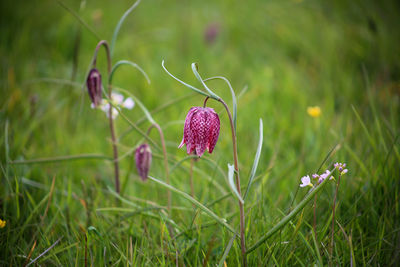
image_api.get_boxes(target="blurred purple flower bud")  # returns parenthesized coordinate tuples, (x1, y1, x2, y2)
(135, 144, 152, 181)
(179, 107, 220, 157)
(204, 23, 219, 45)
(86, 68, 103, 107)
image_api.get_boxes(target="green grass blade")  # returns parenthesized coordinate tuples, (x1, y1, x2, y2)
(218, 234, 236, 267)
(115, 87, 155, 124)
(246, 177, 330, 254)
(148, 176, 237, 235)
(351, 105, 377, 151)
(9, 154, 112, 165)
(53, 0, 100, 40)
(243, 118, 263, 200)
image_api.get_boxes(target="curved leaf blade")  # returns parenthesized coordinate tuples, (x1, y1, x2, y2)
(228, 164, 244, 204)
(244, 118, 264, 200)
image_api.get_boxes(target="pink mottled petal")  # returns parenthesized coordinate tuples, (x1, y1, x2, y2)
(180, 107, 197, 152)
(207, 109, 220, 153)
(197, 109, 212, 156)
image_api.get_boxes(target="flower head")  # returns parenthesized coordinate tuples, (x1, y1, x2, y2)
(318, 169, 331, 184)
(92, 92, 135, 119)
(135, 144, 152, 181)
(179, 107, 220, 157)
(334, 162, 348, 175)
(86, 68, 103, 107)
(307, 106, 321, 118)
(0, 218, 6, 228)
(300, 175, 313, 187)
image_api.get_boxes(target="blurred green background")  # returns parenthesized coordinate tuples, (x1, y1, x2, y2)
(1, 0, 399, 265)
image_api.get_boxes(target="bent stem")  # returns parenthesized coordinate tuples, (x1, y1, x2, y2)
(147, 123, 171, 211)
(205, 96, 247, 267)
(93, 40, 120, 194)
(330, 173, 342, 259)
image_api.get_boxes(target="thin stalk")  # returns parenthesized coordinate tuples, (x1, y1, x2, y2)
(330, 174, 342, 257)
(190, 157, 194, 198)
(205, 96, 247, 267)
(93, 40, 120, 194)
(147, 123, 171, 211)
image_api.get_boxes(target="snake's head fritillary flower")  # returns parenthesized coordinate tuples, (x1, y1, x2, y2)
(86, 68, 103, 107)
(135, 144, 152, 181)
(179, 107, 220, 157)
(300, 175, 313, 188)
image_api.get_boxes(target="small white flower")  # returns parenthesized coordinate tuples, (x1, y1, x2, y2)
(122, 97, 135, 109)
(92, 92, 134, 119)
(300, 175, 313, 188)
(111, 92, 124, 105)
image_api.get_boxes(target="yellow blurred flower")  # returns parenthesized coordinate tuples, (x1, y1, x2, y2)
(0, 219, 6, 228)
(307, 106, 321, 118)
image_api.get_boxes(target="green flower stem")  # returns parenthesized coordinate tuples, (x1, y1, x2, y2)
(246, 177, 330, 254)
(93, 40, 120, 194)
(147, 123, 171, 211)
(205, 95, 247, 266)
(330, 173, 342, 258)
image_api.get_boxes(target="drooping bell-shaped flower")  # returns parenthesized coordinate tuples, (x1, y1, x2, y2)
(135, 144, 152, 181)
(86, 68, 103, 107)
(179, 107, 220, 157)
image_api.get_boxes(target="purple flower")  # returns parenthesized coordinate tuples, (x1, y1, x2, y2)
(300, 175, 313, 188)
(179, 107, 220, 157)
(86, 68, 103, 107)
(318, 169, 331, 184)
(135, 144, 152, 181)
(334, 162, 348, 175)
(204, 23, 219, 45)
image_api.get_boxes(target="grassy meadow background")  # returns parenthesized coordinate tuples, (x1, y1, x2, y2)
(1, 0, 400, 265)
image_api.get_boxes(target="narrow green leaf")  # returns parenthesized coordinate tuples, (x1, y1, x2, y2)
(54, 0, 100, 40)
(115, 87, 155, 124)
(246, 177, 330, 254)
(191, 63, 220, 100)
(244, 118, 264, 200)
(228, 164, 244, 204)
(204, 76, 237, 131)
(218, 234, 236, 267)
(9, 154, 112, 165)
(148, 176, 237, 235)
(162, 60, 208, 97)
(109, 60, 150, 85)
(110, 0, 141, 55)
(351, 105, 376, 151)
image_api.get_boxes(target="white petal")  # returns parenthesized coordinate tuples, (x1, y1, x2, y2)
(112, 107, 119, 119)
(112, 92, 124, 105)
(123, 98, 135, 109)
